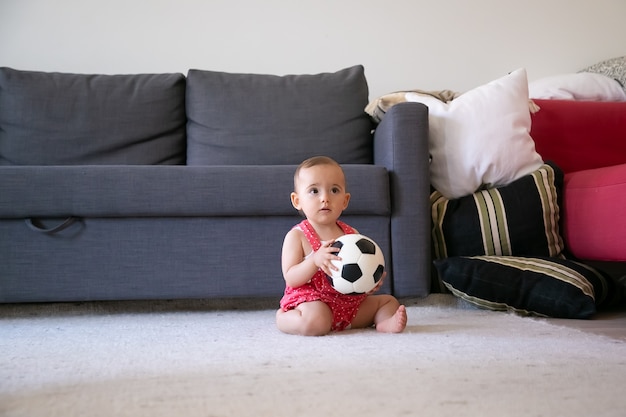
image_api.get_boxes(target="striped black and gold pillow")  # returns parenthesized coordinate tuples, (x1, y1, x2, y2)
(431, 162, 565, 259)
(433, 255, 618, 319)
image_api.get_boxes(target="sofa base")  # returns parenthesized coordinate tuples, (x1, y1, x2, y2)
(0, 215, 392, 303)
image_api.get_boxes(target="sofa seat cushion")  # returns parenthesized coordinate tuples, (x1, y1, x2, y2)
(0, 68, 187, 165)
(186, 65, 373, 165)
(0, 165, 389, 218)
(562, 163, 626, 261)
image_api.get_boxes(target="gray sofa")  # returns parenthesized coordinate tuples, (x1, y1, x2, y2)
(0, 65, 430, 303)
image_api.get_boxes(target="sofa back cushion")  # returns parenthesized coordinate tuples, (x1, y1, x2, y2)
(185, 65, 373, 165)
(0, 68, 187, 165)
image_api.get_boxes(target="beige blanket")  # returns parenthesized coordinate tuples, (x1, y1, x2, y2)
(365, 89, 540, 123)
(365, 89, 459, 123)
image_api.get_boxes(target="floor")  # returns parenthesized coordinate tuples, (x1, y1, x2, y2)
(546, 308, 626, 341)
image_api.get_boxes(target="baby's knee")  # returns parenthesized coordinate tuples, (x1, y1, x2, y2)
(300, 303, 333, 336)
(300, 314, 332, 336)
(373, 293, 399, 307)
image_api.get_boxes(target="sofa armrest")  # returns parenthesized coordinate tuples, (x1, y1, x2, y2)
(373, 102, 430, 296)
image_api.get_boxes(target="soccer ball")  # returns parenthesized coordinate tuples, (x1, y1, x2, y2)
(327, 234, 385, 295)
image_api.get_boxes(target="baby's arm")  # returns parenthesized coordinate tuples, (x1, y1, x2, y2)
(281, 229, 340, 288)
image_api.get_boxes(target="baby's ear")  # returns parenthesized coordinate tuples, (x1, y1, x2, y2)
(343, 192, 351, 209)
(290, 192, 300, 210)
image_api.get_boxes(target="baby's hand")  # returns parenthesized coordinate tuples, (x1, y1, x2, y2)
(314, 240, 341, 277)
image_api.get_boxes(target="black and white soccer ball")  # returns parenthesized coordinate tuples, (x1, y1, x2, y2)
(327, 234, 385, 295)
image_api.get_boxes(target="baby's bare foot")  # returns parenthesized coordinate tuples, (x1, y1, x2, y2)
(376, 305, 407, 333)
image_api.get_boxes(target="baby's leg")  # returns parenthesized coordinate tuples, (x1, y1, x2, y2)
(351, 294, 407, 333)
(276, 300, 333, 336)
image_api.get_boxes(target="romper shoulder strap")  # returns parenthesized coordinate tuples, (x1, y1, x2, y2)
(296, 220, 322, 251)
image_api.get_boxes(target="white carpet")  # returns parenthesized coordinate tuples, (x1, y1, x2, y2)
(1, 294, 626, 417)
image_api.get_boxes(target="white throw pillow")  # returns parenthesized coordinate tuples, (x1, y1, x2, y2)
(406, 68, 543, 199)
(529, 72, 626, 101)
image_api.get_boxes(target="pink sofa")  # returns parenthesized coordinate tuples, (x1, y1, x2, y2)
(530, 99, 626, 262)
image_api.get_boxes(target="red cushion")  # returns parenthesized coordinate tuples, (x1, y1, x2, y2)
(530, 99, 626, 173)
(563, 164, 626, 261)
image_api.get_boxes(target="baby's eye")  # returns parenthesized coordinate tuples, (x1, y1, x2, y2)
(331, 187, 341, 194)
(309, 188, 319, 195)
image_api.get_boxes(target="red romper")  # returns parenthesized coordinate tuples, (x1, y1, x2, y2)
(279, 219, 367, 331)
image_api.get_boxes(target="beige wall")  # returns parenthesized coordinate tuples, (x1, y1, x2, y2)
(1, 0, 625, 98)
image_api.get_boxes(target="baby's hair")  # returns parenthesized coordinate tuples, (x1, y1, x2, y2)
(293, 156, 344, 190)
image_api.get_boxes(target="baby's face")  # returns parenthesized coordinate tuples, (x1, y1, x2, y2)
(292, 164, 350, 223)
